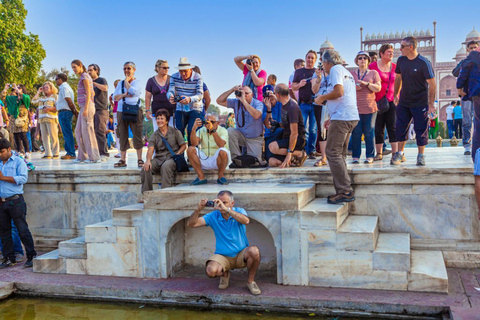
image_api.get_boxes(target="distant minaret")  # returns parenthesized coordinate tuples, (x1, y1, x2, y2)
(360, 27, 363, 50)
(433, 20, 437, 66)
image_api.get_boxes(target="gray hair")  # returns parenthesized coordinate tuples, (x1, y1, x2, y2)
(206, 112, 219, 121)
(124, 61, 136, 69)
(322, 49, 343, 66)
(218, 190, 234, 201)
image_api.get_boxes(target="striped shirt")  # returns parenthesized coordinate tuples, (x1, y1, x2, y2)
(167, 71, 204, 112)
(77, 72, 95, 108)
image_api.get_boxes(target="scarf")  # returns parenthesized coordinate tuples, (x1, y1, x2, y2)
(242, 68, 261, 100)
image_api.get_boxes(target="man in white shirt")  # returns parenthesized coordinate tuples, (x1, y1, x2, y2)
(314, 49, 359, 204)
(55, 74, 77, 160)
(445, 101, 455, 139)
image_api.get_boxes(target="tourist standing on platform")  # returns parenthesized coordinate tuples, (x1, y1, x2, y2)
(187, 190, 262, 295)
(106, 116, 115, 149)
(350, 51, 381, 164)
(262, 85, 283, 163)
(392, 36, 436, 166)
(225, 112, 236, 129)
(291, 50, 319, 159)
(453, 40, 478, 155)
(12, 107, 30, 158)
(267, 74, 277, 87)
(145, 60, 175, 129)
(167, 57, 204, 145)
(267, 84, 307, 168)
(369, 44, 398, 163)
(445, 101, 455, 139)
(71, 60, 101, 164)
(234, 54, 267, 101)
(113, 62, 144, 168)
(32, 82, 59, 159)
(368, 51, 378, 63)
(453, 101, 463, 139)
(141, 109, 186, 196)
(457, 46, 480, 161)
(187, 113, 230, 185)
(28, 109, 40, 152)
(0, 101, 9, 142)
(109, 79, 121, 158)
(1, 84, 30, 122)
(217, 85, 264, 166)
(88, 64, 109, 160)
(313, 69, 329, 167)
(0, 138, 36, 269)
(55, 73, 77, 160)
(192, 66, 212, 115)
(314, 49, 359, 204)
(289, 58, 305, 102)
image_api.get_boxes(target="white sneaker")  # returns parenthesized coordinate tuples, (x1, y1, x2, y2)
(72, 159, 84, 164)
(85, 159, 101, 164)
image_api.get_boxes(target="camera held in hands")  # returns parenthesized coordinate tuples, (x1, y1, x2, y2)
(174, 95, 185, 103)
(317, 62, 324, 71)
(205, 200, 215, 207)
(246, 59, 252, 65)
(269, 119, 281, 133)
(234, 90, 243, 97)
(265, 90, 273, 98)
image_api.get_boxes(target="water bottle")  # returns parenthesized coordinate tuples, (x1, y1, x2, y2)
(158, 183, 161, 189)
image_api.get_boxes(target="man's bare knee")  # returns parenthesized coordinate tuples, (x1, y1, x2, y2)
(219, 150, 228, 159)
(187, 146, 197, 156)
(205, 262, 222, 278)
(245, 246, 260, 261)
(269, 142, 279, 154)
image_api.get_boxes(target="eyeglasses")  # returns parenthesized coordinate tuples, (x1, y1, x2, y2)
(357, 56, 368, 60)
(400, 44, 411, 49)
(123, 67, 132, 70)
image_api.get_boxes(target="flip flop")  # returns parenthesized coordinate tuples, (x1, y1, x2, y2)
(114, 160, 127, 168)
(138, 159, 144, 168)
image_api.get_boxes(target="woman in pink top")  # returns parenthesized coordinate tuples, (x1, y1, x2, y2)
(350, 51, 381, 164)
(234, 54, 267, 101)
(369, 44, 398, 162)
(71, 59, 100, 163)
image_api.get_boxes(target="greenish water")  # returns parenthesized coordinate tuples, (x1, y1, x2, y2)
(0, 297, 381, 320)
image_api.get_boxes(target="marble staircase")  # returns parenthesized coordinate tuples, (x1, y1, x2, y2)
(34, 183, 448, 293)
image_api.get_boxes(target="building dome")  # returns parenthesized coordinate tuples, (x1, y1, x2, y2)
(456, 46, 467, 56)
(377, 32, 382, 39)
(413, 30, 419, 36)
(401, 30, 406, 38)
(420, 29, 425, 36)
(426, 29, 431, 36)
(389, 31, 395, 38)
(320, 38, 334, 49)
(365, 33, 370, 40)
(407, 30, 412, 37)
(382, 32, 387, 39)
(371, 33, 376, 39)
(466, 27, 480, 40)
(395, 31, 400, 38)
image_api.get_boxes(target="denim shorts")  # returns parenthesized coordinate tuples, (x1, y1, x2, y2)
(474, 149, 480, 176)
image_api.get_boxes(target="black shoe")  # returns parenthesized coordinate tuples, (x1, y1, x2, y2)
(23, 255, 36, 268)
(0, 258, 16, 269)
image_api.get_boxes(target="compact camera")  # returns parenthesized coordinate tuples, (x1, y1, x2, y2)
(246, 59, 252, 65)
(318, 62, 324, 71)
(205, 200, 215, 207)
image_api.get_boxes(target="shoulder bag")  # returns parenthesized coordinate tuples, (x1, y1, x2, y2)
(160, 134, 189, 172)
(121, 80, 140, 122)
(376, 65, 393, 115)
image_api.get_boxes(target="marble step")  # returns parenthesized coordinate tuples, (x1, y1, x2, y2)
(58, 236, 86, 259)
(336, 216, 379, 251)
(85, 220, 116, 243)
(143, 183, 315, 211)
(33, 250, 66, 274)
(112, 203, 144, 227)
(408, 250, 448, 293)
(299, 198, 349, 230)
(373, 233, 410, 272)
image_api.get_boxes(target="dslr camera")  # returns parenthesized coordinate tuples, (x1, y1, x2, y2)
(265, 90, 273, 98)
(234, 89, 243, 97)
(246, 59, 252, 65)
(269, 119, 281, 132)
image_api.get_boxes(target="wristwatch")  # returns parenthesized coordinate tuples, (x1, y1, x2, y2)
(287, 148, 293, 153)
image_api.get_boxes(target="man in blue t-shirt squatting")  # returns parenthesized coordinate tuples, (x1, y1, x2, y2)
(187, 190, 262, 295)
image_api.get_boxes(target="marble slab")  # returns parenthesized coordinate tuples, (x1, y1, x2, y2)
(112, 203, 144, 227)
(66, 259, 87, 275)
(0, 282, 13, 300)
(306, 229, 337, 251)
(85, 220, 116, 243)
(58, 236, 86, 259)
(86, 243, 139, 277)
(33, 250, 66, 274)
(408, 250, 448, 293)
(300, 198, 348, 230)
(143, 183, 315, 211)
(373, 233, 410, 272)
(337, 216, 379, 251)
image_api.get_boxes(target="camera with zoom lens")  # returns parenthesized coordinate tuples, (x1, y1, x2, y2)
(265, 91, 273, 98)
(174, 95, 184, 102)
(234, 90, 243, 97)
(269, 119, 281, 132)
(246, 59, 252, 65)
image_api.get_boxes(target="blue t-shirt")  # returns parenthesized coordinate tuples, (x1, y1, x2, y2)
(203, 207, 249, 257)
(453, 105, 463, 120)
(262, 101, 283, 139)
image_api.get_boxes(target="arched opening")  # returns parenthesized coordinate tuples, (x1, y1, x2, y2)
(166, 217, 278, 282)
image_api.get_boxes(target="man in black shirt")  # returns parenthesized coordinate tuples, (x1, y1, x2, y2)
(266, 84, 307, 168)
(88, 64, 109, 160)
(392, 36, 436, 166)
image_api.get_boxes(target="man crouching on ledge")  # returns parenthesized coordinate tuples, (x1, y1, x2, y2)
(187, 190, 261, 295)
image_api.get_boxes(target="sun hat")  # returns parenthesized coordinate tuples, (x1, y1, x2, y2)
(176, 57, 195, 70)
(354, 51, 371, 66)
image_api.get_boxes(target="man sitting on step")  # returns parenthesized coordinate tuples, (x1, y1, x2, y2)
(187, 190, 262, 295)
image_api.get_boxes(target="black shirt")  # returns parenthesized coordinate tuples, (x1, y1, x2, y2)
(292, 67, 316, 103)
(395, 54, 434, 108)
(93, 77, 109, 111)
(281, 99, 306, 140)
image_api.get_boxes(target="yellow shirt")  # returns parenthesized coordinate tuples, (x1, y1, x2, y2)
(196, 126, 229, 157)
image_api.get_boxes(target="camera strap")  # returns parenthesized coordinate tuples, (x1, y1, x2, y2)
(235, 100, 246, 128)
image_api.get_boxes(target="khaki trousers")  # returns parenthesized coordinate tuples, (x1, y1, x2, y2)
(140, 158, 176, 193)
(326, 120, 358, 195)
(40, 120, 60, 157)
(75, 105, 100, 161)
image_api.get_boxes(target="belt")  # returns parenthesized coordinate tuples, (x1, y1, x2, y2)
(299, 100, 313, 105)
(58, 109, 72, 113)
(0, 195, 20, 202)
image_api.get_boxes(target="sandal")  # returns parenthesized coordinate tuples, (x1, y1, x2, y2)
(138, 159, 144, 168)
(291, 151, 308, 167)
(114, 160, 127, 168)
(374, 154, 383, 161)
(314, 158, 327, 167)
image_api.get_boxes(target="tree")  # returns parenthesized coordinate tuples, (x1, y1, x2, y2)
(36, 67, 79, 98)
(207, 104, 220, 115)
(0, 0, 46, 92)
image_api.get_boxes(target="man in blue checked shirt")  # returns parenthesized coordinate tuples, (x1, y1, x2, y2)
(0, 139, 36, 268)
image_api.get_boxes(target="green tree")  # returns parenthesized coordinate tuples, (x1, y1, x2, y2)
(0, 0, 46, 92)
(36, 67, 79, 98)
(207, 104, 221, 115)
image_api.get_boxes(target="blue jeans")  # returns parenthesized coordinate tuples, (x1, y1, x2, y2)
(106, 132, 115, 148)
(447, 120, 454, 139)
(299, 103, 317, 154)
(352, 112, 377, 159)
(27, 131, 32, 152)
(0, 220, 24, 254)
(58, 110, 76, 156)
(175, 110, 204, 145)
(462, 100, 474, 149)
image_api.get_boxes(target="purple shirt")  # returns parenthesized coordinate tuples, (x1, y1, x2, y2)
(77, 73, 94, 107)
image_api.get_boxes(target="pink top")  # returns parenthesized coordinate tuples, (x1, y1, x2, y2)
(242, 65, 267, 101)
(351, 69, 380, 114)
(369, 61, 396, 102)
(77, 72, 94, 107)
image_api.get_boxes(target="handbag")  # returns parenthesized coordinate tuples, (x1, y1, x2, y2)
(121, 80, 140, 123)
(160, 135, 189, 172)
(376, 65, 393, 115)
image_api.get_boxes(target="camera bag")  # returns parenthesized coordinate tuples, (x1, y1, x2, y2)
(121, 80, 140, 122)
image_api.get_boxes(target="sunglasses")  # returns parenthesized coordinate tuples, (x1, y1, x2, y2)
(123, 67, 132, 70)
(400, 44, 411, 49)
(157, 66, 170, 69)
(357, 56, 368, 60)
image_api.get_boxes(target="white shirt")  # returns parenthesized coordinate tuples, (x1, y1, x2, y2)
(56, 82, 75, 111)
(446, 106, 454, 121)
(325, 65, 359, 121)
(113, 79, 141, 113)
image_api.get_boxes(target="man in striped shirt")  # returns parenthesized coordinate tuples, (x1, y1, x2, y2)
(392, 36, 436, 166)
(167, 57, 204, 145)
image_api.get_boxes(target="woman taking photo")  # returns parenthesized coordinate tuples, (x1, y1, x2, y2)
(71, 59, 101, 163)
(145, 59, 175, 129)
(234, 54, 267, 101)
(369, 44, 398, 162)
(350, 51, 381, 164)
(32, 82, 59, 159)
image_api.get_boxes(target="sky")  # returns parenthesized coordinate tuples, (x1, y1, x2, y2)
(23, 0, 479, 110)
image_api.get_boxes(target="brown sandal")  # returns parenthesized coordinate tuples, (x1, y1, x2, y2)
(114, 160, 127, 168)
(374, 154, 383, 161)
(137, 159, 144, 168)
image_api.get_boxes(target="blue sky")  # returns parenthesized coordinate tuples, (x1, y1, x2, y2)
(24, 0, 478, 107)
